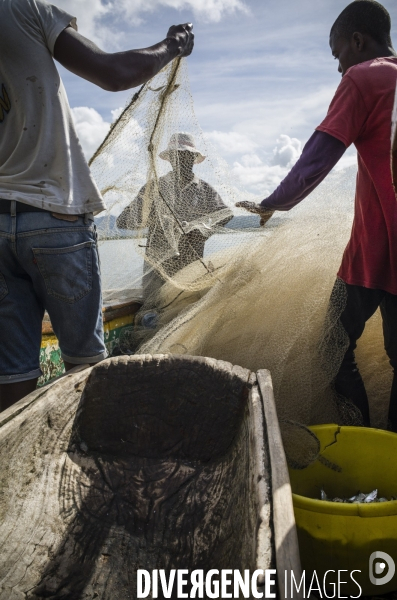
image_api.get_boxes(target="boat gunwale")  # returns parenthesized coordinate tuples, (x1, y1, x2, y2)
(257, 369, 304, 600)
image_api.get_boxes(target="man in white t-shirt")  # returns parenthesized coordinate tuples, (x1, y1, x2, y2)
(0, 0, 194, 410)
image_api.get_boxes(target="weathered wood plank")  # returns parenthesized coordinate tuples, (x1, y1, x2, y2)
(257, 369, 303, 600)
(248, 378, 273, 583)
(0, 364, 90, 430)
(0, 369, 91, 600)
(0, 355, 274, 599)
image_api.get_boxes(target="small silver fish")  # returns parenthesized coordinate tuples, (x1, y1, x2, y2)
(348, 492, 366, 503)
(348, 493, 360, 503)
(363, 489, 378, 503)
(320, 488, 394, 503)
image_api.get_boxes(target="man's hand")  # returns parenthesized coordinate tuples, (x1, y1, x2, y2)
(166, 23, 194, 57)
(235, 201, 274, 227)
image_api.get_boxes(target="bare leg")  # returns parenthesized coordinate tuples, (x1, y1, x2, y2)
(0, 362, 97, 411)
(0, 378, 38, 412)
(64, 361, 76, 372)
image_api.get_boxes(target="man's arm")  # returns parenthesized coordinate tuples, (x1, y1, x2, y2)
(181, 185, 233, 234)
(261, 131, 346, 210)
(209, 192, 233, 228)
(116, 186, 147, 230)
(204, 185, 233, 227)
(182, 208, 233, 232)
(53, 24, 194, 92)
(236, 131, 346, 220)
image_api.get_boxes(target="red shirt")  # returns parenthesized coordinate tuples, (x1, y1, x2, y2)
(317, 57, 397, 294)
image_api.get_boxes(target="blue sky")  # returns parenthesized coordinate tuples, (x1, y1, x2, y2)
(55, 0, 397, 196)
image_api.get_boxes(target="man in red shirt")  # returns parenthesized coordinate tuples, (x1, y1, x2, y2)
(237, 0, 397, 428)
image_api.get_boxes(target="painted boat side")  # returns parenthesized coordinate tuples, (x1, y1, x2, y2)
(39, 300, 142, 384)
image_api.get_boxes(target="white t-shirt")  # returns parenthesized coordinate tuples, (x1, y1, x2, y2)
(0, 0, 106, 215)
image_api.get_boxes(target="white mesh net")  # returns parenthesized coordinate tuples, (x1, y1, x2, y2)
(90, 58, 392, 467)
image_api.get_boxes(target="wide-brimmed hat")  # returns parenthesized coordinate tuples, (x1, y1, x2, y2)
(159, 132, 206, 164)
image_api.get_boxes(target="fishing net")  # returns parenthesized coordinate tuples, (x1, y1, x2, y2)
(90, 57, 392, 469)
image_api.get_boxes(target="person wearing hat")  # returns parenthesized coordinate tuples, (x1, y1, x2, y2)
(117, 132, 233, 297)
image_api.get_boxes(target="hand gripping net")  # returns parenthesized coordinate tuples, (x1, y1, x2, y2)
(90, 59, 392, 469)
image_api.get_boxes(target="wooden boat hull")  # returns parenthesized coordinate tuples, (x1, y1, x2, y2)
(0, 355, 301, 599)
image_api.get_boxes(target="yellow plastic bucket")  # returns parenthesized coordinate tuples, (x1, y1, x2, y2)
(289, 425, 397, 596)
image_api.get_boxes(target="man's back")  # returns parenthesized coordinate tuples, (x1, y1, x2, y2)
(320, 57, 397, 198)
(318, 57, 397, 294)
(0, 1, 195, 410)
(0, 0, 104, 215)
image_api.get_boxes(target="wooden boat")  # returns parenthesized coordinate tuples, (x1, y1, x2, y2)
(40, 293, 143, 384)
(0, 355, 302, 599)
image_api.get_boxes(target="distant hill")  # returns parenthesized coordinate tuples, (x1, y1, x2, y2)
(95, 215, 145, 239)
(225, 214, 285, 230)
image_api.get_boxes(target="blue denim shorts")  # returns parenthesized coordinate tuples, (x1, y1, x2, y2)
(0, 209, 107, 383)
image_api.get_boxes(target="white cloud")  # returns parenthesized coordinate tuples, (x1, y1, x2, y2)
(272, 134, 301, 168)
(229, 134, 302, 196)
(233, 153, 288, 197)
(205, 130, 258, 155)
(54, 0, 111, 42)
(54, 0, 248, 44)
(71, 106, 111, 159)
(247, 87, 332, 142)
(88, 113, 147, 199)
(194, 86, 337, 169)
(119, 0, 248, 24)
(111, 107, 125, 122)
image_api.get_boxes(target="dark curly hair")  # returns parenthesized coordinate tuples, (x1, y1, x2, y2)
(331, 0, 392, 45)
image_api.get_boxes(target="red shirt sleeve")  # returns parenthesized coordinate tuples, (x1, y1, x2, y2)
(316, 73, 369, 147)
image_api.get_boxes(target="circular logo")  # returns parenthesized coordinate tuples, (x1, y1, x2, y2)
(369, 552, 396, 586)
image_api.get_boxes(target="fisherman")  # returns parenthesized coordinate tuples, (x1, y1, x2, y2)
(237, 0, 397, 429)
(117, 132, 233, 297)
(0, 0, 194, 412)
